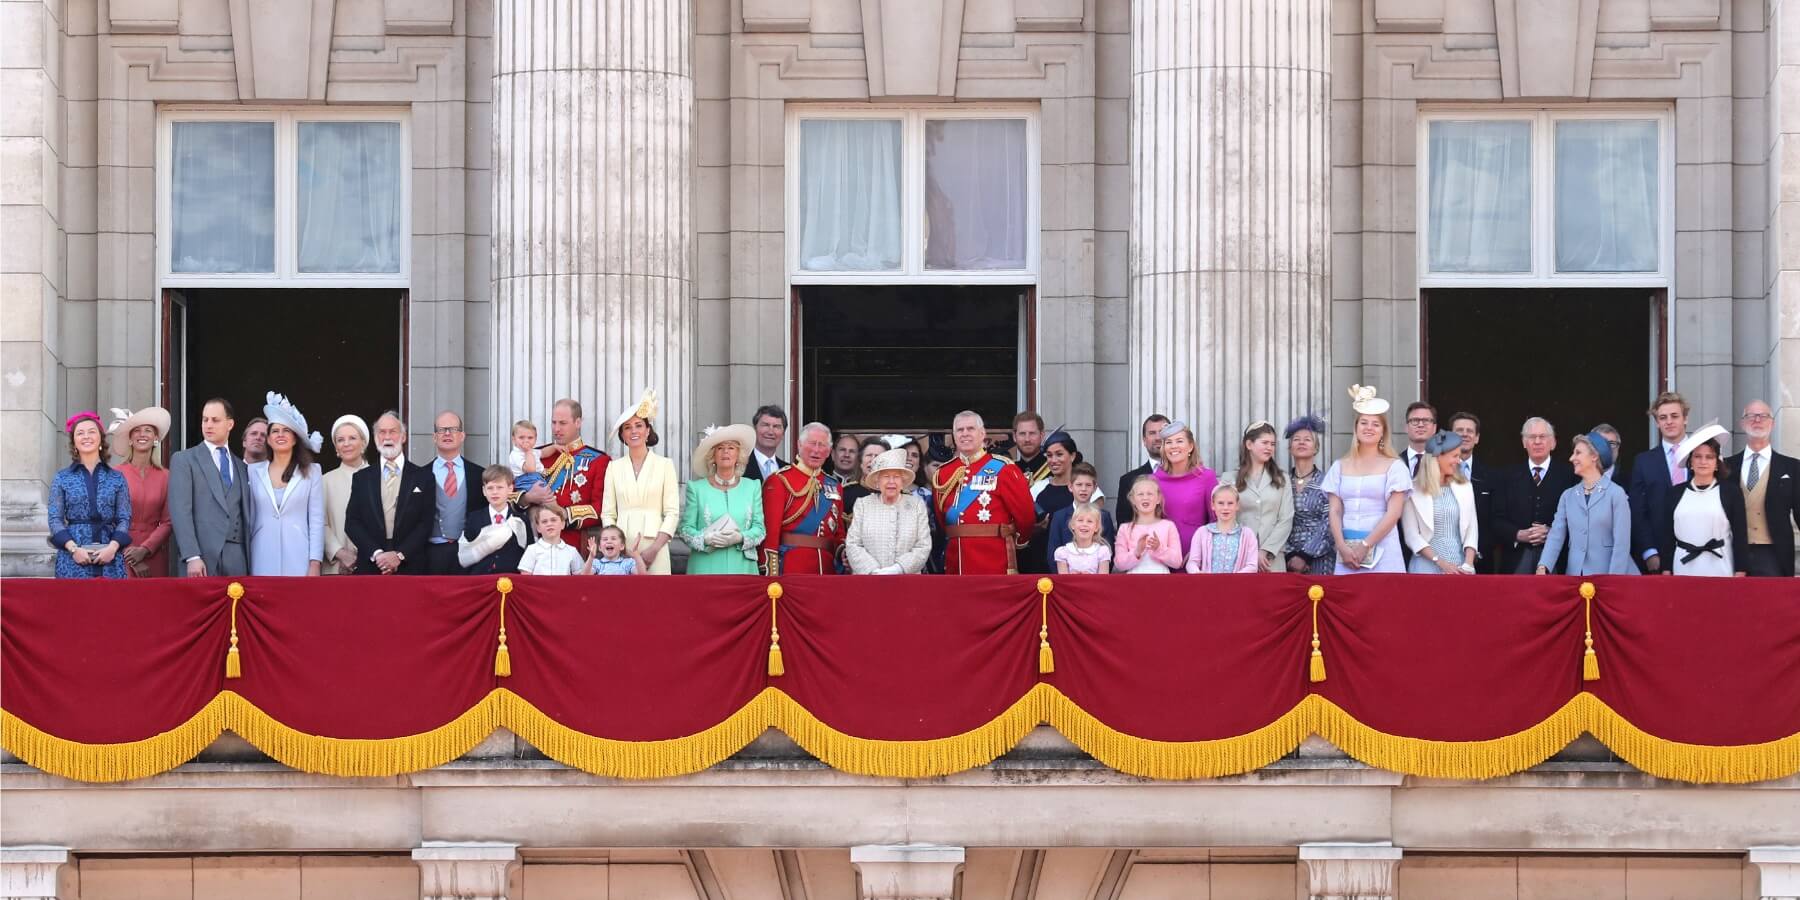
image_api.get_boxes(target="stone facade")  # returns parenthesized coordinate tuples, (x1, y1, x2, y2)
(4, 0, 1800, 570)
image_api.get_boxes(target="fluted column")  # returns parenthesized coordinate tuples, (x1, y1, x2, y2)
(491, 0, 692, 450)
(1128, 0, 1331, 469)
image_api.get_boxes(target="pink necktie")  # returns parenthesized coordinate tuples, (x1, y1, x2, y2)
(495, 514, 503, 524)
(1668, 447, 1681, 485)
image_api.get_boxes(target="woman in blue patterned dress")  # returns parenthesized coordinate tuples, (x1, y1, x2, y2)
(1282, 414, 1334, 576)
(49, 410, 133, 579)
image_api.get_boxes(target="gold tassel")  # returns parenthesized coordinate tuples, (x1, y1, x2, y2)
(1308, 585, 1326, 683)
(1580, 581, 1600, 682)
(225, 582, 244, 680)
(494, 577, 513, 678)
(767, 583, 785, 677)
(1037, 577, 1056, 674)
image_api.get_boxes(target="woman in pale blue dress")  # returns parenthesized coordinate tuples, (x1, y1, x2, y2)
(1321, 386, 1410, 574)
(246, 392, 326, 576)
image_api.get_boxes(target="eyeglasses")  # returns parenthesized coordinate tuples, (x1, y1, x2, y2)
(1606, 440, 1622, 449)
(433, 426, 463, 435)
(1742, 413, 1773, 423)
(1406, 418, 1436, 426)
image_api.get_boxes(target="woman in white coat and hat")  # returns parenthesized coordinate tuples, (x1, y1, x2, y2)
(678, 424, 766, 574)
(246, 391, 326, 576)
(844, 448, 934, 575)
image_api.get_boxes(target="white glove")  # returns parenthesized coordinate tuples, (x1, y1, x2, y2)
(875, 564, 903, 575)
(704, 531, 736, 549)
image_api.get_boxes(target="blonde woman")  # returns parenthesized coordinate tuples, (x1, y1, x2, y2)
(1321, 386, 1410, 574)
(1401, 431, 1478, 574)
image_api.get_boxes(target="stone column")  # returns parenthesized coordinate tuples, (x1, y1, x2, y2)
(1751, 847, 1800, 900)
(1127, 0, 1331, 469)
(490, 0, 693, 451)
(0, 847, 71, 900)
(413, 842, 518, 900)
(850, 845, 964, 900)
(1298, 843, 1402, 900)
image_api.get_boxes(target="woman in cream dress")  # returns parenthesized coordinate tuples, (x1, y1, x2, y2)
(600, 390, 681, 574)
(319, 415, 369, 574)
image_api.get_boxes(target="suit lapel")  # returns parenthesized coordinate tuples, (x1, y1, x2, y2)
(199, 447, 228, 511)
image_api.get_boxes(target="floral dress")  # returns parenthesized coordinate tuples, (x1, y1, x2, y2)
(49, 461, 133, 579)
(1285, 467, 1333, 576)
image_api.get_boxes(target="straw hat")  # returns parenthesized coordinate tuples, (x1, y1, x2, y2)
(107, 406, 171, 459)
(861, 448, 913, 491)
(691, 424, 757, 479)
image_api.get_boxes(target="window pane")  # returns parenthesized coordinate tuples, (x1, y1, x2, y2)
(1556, 119, 1659, 273)
(924, 119, 1028, 270)
(797, 119, 903, 271)
(298, 121, 404, 274)
(1426, 120, 1532, 273)
(171, 122, 275, 274)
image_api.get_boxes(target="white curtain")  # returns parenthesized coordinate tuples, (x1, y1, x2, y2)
(1555, 120, 1659, 273)
(924, 119, 1028, 270)
(1426, 120, 1532, 274)
(297, 122, 404, 274)
(170, 122, 276, 273)
(797, 119, 903, 271)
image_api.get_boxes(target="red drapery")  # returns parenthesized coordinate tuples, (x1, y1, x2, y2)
(2, 574, 1795, 783)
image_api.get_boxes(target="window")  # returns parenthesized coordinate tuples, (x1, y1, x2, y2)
(789, 107, 1038, 282)
(1419, 108, 1670, 286)
(160, 109, 409, 286)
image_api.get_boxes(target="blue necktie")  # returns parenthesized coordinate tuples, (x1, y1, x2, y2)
(217, 446, 233, 489)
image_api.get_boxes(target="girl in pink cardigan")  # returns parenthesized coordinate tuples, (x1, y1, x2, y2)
(1115, 476, 1184, 574)
(1186, 484, 1262, 573)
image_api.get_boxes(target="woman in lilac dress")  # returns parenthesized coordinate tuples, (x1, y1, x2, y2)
(1321, 386, 1410, 574)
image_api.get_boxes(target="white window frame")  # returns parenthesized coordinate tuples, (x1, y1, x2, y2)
(786, 105, 1040, 285)
(1416, 105, 1673, 289)
(157, 106, 411, 289)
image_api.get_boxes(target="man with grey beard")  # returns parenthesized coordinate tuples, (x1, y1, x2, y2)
(1725, 400, 1799, 577)
(344, 411, 434, 575)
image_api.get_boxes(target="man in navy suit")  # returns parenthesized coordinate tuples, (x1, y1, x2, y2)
(1727, 399, 1800, 577)
(1448, 411, 1499, 573)
(1629, 392, 1690, 574)
(1495, 416, 1579, 574)
(345, 412, 434, 575)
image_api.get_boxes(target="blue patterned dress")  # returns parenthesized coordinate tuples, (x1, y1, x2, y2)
(48, 460, 133, 579)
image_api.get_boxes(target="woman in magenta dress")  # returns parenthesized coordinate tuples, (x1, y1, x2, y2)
(1321, 386, 1410, 574)
(1150, 420, 1219, 552)
(110, 406, 173, 577)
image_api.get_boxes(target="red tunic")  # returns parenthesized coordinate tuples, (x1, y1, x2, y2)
(759, 465, 846, 575)
(540, 440, 611, 547)
(932, 451, 1036, 574)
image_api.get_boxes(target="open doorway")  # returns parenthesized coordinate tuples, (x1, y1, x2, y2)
(1423, 288, 1662, 472)
(163, 288, 405, 451)
(794, 284, 1033, 432)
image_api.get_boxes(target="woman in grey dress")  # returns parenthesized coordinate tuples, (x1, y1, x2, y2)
(1538, 430, 1636, 577)
(246, 391, 325, 576)
(1402, 431, 1478, 574)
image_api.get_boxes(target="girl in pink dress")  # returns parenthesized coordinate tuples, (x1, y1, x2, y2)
(1114, 476, 1183, 574)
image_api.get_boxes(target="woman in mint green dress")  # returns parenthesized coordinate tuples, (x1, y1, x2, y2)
(679, 424, 766, 574)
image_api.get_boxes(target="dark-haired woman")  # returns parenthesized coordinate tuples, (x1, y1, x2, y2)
(246, 392, 325, 576)
(1235, 421, 1293, 572)
(49, 411, 132, 578)
(601, 389, 680, 574)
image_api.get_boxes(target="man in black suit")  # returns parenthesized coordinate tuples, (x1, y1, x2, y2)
(345, 411, 434, 575)
(1495, 416, 1578, 574)
(1399, 402, 1437, 478)
(421, 410, 490, 574)
(1629, 391, 1690, 574)
(1728, 400, 1800, 577)
(1116, 413, 1169, 523)
(745, 404, 789, 482)
(1448, 411, 1499, 573)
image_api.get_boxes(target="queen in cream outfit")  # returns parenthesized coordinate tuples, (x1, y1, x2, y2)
(601, 390, 681, 574)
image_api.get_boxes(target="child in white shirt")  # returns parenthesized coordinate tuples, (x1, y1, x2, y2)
(517, 504, 584, 575)
(507, 419, 546, 494)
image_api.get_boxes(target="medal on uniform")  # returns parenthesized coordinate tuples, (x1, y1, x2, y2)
(978, 492, 992, 507)
(977, 507, 992, 522)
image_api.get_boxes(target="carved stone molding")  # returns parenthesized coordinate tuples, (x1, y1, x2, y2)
(1750, 847, 1800, 900)
(383, 0, 455, 35)
(227, 0, 337, 100)
(413, 842, 518, 900)
(742, 0, 811, 32)
(1299, 843, 1403, 900)
(107, 0, 180, 34)
(1373, 0, 1446, 33)
(851, 845, 964, 900)
(0, 847, 70, 900)
(1014, 0, 1084, 32)
(859, 0, 965, 97)
(1494, 0, 1599, 98)
(1649, 0, 1722, 31)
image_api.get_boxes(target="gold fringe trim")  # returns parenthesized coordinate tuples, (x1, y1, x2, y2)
(5, 690, 1798, 784)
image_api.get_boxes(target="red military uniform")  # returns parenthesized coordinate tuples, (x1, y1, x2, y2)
(540, 440, 610, 546)
(760, 464, 846, 575)
(932, 451, 1036, 574)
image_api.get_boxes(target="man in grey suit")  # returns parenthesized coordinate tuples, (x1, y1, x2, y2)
(168, 397, 252, 576)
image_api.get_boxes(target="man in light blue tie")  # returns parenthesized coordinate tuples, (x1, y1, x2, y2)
(168, 397, 253, 577)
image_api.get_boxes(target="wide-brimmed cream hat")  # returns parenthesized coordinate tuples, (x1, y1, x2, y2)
(1673, 422, 1729, 467)
(691, 424, 757, 479)
(861, 448, 914, 491)
(614, 388, 658, 432)
(107, 406, 170, 459)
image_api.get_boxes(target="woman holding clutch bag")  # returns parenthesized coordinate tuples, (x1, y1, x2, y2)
(678, 424, 766, 574)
